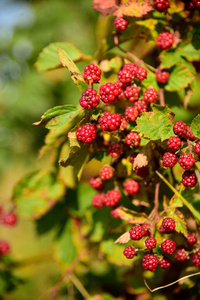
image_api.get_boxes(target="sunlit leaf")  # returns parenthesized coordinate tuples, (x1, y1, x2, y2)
(114, 0, 153, 18)
(191, 114, 200, 139)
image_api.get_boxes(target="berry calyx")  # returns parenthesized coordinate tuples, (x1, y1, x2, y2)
(178, 153, 196, 170)
(156, 69, 170, 84)
(182, 170, 197, 188)
(124, 179, 140, 196)
(129, 225, 146, 240)
(123, 245, 136, 259)
(161, 239, 176, 255)
(99, 82, 121, 104)
(157, 32, 174, 50)
(84, 64, 101, 84)
(104, 189, 121, 206)
(153, 0, 170, 12)
(89, 176, 105, 191)
(173, 121, 188, 137)
(144, 88, 158, 103)
(192, 251, 200, 268)
(145, 237, 157, 250)
(162, 152, 178, 168)
(76, 124, 96, 144)
(125, 107, 139, 122)
(125, 132, 141, 147)
(142, 253, 159, 272)
(114, 17, 129, 31)
(100, 165, 114, 181)
(99, 112, 121, 131)
(167, 136, 182, 152)
(187, 233, 197, 245)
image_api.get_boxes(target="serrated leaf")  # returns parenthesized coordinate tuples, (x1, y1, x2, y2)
(160, 50, 181, 69)
(178, 43, 200, 61)
(113, 206, 147, 224)
(141, 70, 159, 90)
(135, 105, 174, 141)
(114, 0, 153, 18)
(191, 114, 200, 139)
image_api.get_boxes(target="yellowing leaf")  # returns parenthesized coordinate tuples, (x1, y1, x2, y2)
(92, 0, 117, 16)
(114, 0, 153, 18)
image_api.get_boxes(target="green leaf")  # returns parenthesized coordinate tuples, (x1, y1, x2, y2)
(58, 48, 88, 92)
(177, 43, 200, 61)
(13, 170, 66, 219)
(135, 105, 174, 141)
(160, 50, 180, 69)
(191, 114, 200, 139)
(168, 209, 188, 237)
(35, 42, 92, 72)
(141, 70, 159, 90)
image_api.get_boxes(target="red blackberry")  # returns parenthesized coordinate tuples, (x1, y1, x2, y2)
(0, 240, 10, 255)
(92, 193, 105, 209)
(114, 17, 129, 31)
(192, 251, 200, 267)
(161, 217, 176, 233)
(100, 165, 114, 181)
(162, 152, 178, 168)
(119, 116, 129, 130)
(178, 153, 196, 170)
(135, 67, 147, 81)
(108, 143, 123, 158)
(194, 141, 200, 156)
(0, 205, 3, 216)
(145, 237, 157, 250)
(125, 132, 141, 147)
(159, 257, 172, 269)
(99, 82, 120, 104)
(135, 166, 149, 178)
(123, 245, 136, 259)
(173, 121, 188, 137)
(167, 136, 182, 152)
(156, 69, 170, 84)
(118, 67, 134, 85)
(182, 170, 197, 188)
(1, 212, 17, 226)
(192, 0, 200, 8)
(89, 176, 105, 191)
(111, 207, 120, 218)
(124, 179, 140, 196)
(187, 233, 197, 245)
(142, 253, 159, 272)
(157, 32, 174, 50)
(133, 100, 148, 113)
(144, 88, 158, 103)
(129, 152, 137, 163)
(84, 64, 101, 84)
(99, 112, 121, 131)
(175, 249, 188, 261)
(186, 128, 197, 140)
(143, 223, 151, 236)
(159, 225, 166, 234)
(104, 189, 121, 206)
(124, 86, 140, 102)
(161, 239, 176, 255)
(129, 224, 146, 240)
(79, 88, 100, 109)
(125, 107, 139, 122)
(153, 0, 170, 12)
(76, 123, 96, 144)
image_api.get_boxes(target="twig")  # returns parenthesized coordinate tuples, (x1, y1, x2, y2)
(69, 274, 90, 299)
(159, 87, 165, 106)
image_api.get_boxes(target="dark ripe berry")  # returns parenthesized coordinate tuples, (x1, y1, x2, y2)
(178, 153, 196, 170)
(104, 189, 121, 206)
(120, 116, 129, 130)
(145, 237, 157, 250)
(192, 251, 200, 267)
(182, 170, 197, 188)
(186, 128, 197, 140)
(173, 121, 188, 137)
(157, 32, 174, 50)
(84, 63, 101, 84)
(161, 239, 176, 255)
(125, 132, 141, 147)
(76, 124, 96, 144)
(175, 249, 188, 261)
(111, 207, 120, 218)
(1, 212, 17, 226)
(99, 82, 120, 104)
(92, 193, 105, 209)
(0, 240, 10, 255)
(194, 141, 200, 156)
(135, 67, 147, 81)
(192, 0, 200, 8)
(108, 143, 123, 158)
(89, 176, 105, 191)
(187, 233, 197, 245)
(99, 112, 121, 131)
(144, 88, 158, 103)
(123, 245, 136, 259)
(124, 86, 140, 102)
(133, 100, 148, 113)
(167, 136, 182, 152)
(125, 107, 139, 122)
(153, 0, 170, 12)
(124, 179, 140, 195)
(142, 253, 159, 272)
(100, 165, 113, 181)
(135, 166, 149, 178)
(114, 17, 129, 31)
(129, 224, 146, 240)
(185, 1, 196, 9)
(129, 152, 137, 163)
(162, 152, 178, 168)
(79, 88, 100, 109)
(156, 69, 170, 84)
(159, 257, 172, 269)
(161, 217, 176, 233)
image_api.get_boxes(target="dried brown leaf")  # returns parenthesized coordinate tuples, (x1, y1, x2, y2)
(92, 0, 117, 16)
(114, 231, 131, 244)
(133, 153, 148, 170)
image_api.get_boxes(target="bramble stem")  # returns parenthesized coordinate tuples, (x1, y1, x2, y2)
(159, 88, 165, 106)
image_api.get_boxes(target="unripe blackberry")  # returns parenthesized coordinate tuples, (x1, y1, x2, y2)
(135, 166, 149, 178)
(123, 245, 136, 259)
(175, 249, 188, 261)
(108, 143, 123, 158)
(173, 121, 188, 137)
(124, 86, 140, 102)
(125, 132, 141, 147)
(156, 69, 170, 84)
(178, 153, 196, 170)
(79, 88, 100, 109)
(162, 152, 178, 168)
(104, 189, 121, 206)
(114, 81, 125, 101)
(100, 165, 114, 181)
(194, 141, 200, 156)
(192, 251, 200, 268)
(144, 88, 158, 103)
(120, 116, 129, 130)
(159, 257, 172, 269)
(92, 193, 105, 209)
(187, 233, 197, 245)
(124, 179, 140, 196)
(99, 82, 120, 104)
(161, 239, 176, 255)
(186, 128, 197, 140)
(89, 176, 105, 191)
(153, 0, 170, 12)
(0, 240, 10, 255)
(167, 136, 182, 152)
(129, 225, 146, 240)
(157, 32, 174, 50)
(1, 212, 17, 226)
(182, 170, 197, 188)
(143, 223, 151, 236)
(0, 205, 3, 216)
(114, 17, 129, 31)
(125, 107, 139, 122)
(161, 217, 176, 233)
(142, 253, 159, 272)
(133, 100, 148, 113)
(145, 237, 157, 250)
(84, 64, 101, 84)
(111, 207, 120, 218)
(76, 124, 96, 144)
(99, 112, 121, 131)
(118, 67, 134, 84)
(135, 67, 147, 81)
(192, 0, 200, 8)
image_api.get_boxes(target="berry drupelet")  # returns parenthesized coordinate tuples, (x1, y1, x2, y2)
(173, 121, 188, 137)
(182, 170, 197, 188)
(153, 0, 170, 12)
(104, 189, 121, 206)
(100, 165, 114, 181)
(76, 124, 96, 144)
(84, 64, 101, 84)
(142, 253, 159, 272)
(125, 132, 141, 147)
(178, 153, 196, 170)
(156, 69, 170, 84)
(157, 32, 174, 50)
(124, 179, 140, 196)
(162, 152, 178, 168)
(79, 88, 100, 109)
(161, 239, 176, 255)
(145, 237, 157, 250)
(114, 17, 129, 31)
(123, 245, 136, 259)
(161, 217, 176, 233)
(144, 88, 158, 103)
(99, 112, 121, 131)
(167, 136, 182, 152)
(129, 225, 146, 240)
